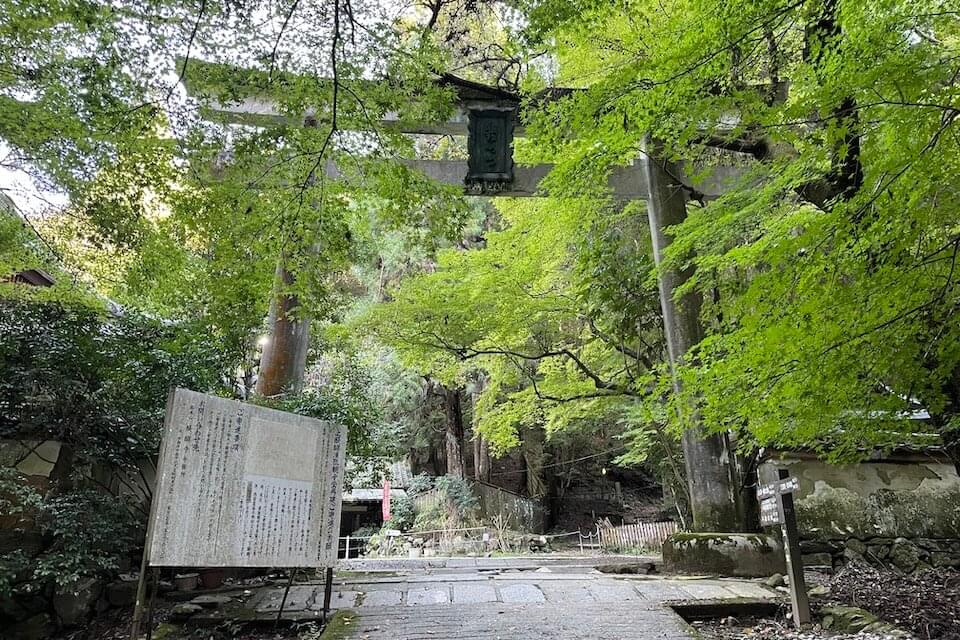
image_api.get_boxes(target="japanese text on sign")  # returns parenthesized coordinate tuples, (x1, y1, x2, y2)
(148, 389, 347, 568)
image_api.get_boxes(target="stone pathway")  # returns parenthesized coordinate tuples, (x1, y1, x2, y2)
(239, 569, 776, 639)
(339, 601, 694, 639)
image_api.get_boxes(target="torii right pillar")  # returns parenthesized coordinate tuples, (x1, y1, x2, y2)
(642, 137, 745, 532)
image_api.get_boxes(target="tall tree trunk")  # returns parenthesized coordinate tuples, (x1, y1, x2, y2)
(929, 368, 960, 476)
(521, 424, 546, 497)
(443, 386, 465, 478)
(256, 263, 310, 397)
(470, 376, 491, 483)
(642, 137, 745, 532)
(476, 438, 490, 483)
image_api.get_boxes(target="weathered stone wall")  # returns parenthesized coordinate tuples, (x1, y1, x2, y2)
(799, 536, 960, 573)
(758, 452, 960, 572)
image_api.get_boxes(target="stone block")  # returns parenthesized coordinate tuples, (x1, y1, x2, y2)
(843, 547, 865, 564)
(915, 538, 940, 551)
(889, 539, 920, 572)
(930, 552, 960, 568)
(845, 538, 866, 555)
(799, 540, 836, 554)
(662, 533, 786, 578)
(106, 578, 138, 607)
(866, 544, 890, 561)
(53, 577, 101, 626)
(9, 613, 54, 640)
(801, 552, 832, 567)
(821, 605, 879, 633)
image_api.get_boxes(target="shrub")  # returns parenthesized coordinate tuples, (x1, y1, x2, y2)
(388, 496, 415, 531)
(0, 471, 139, 600)
(434, 475, 479, 516)
(406, 473, 434, 496)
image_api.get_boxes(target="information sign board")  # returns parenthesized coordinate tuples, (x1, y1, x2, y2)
(147, 389, 347, 568)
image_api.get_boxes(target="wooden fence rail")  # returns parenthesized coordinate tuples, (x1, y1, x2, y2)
(597, 521, 677, 551)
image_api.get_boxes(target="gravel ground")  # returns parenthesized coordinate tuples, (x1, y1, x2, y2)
(691, 615, 913, 640)
(828, 563, 960, 640)
(692, 564, 960, 640)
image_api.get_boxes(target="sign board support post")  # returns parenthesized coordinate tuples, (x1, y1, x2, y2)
(322, 567, 334, 623)
(145, 569, 159, 640)
(275, 569, 297, 626)
(130, 552, 149, 640)
(131, 389, 176, 640)
(777, 469, 810, 628)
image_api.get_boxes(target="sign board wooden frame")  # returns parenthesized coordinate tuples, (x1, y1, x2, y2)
(147, 388, 347, 568)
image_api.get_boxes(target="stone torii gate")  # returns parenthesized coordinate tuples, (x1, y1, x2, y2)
(183, 64, 745, 532)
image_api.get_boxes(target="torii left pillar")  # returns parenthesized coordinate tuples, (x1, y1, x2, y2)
(256, 262, 310, 397)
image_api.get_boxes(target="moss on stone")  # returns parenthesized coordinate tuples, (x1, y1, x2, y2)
(318, 610, 358, 640)
(664, 533, 784, 577)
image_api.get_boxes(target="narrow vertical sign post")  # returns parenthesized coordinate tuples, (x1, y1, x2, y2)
(382, 478, 391, 522)
(757, 471, 810, 628)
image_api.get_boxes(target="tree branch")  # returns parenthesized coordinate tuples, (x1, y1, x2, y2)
(166, 0, 207, 101)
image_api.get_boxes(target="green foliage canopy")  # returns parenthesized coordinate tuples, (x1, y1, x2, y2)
(521, 0, 960, 459)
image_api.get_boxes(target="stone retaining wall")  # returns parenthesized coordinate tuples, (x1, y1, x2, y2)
(759, 449, 960, 573)
(801, 536, 960, 573)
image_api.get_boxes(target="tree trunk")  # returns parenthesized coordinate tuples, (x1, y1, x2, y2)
(521, 424, 547, 497)
(642, 138, 745, 532)
(930, 368, 960, 476)
(470, 377, 491, 483)
(443, 386, 465, 478)
(476, 437, 490, 483)
(256, 263, 310, 397)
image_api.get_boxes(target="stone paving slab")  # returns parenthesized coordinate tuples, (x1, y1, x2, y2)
(670, 582, 739, 600)
(587, 581, 643, 602)
(454, 583, 498, 603)
(249, 585, 318, 612)
(632, 581, 700, 601)
(722, 581, 775, 599)
(498, 583, 546, 604)
(359, 589, 404, 607)
(322, 590, 361, 609)
(336, 602, 694, 639)
(406, 586, 451, 606)
(536, 582, 594, 604)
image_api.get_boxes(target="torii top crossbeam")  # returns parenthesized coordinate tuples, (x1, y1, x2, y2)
(180, 59, 743, 199)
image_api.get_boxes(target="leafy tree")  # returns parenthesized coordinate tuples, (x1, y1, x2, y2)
(519, 0, 960, 469)
(360, 193, 682, 499)
(0, 297, 231, 613)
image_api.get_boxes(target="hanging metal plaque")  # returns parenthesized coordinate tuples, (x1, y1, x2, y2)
(759, 497, 782, 526)
(466, 108, 515, 193)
